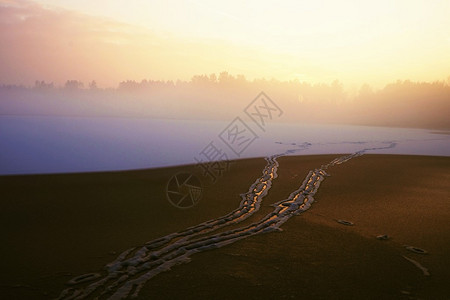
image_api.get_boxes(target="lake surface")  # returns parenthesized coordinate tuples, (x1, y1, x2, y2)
(0, 116, 449, 175)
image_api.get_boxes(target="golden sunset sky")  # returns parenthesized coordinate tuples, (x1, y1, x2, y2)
(1, 0, 449, 87)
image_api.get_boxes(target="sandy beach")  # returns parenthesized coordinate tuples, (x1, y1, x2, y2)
(1, 154, 449, 299)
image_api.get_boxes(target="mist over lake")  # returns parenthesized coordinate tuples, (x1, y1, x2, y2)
(1, 115, 448, 175)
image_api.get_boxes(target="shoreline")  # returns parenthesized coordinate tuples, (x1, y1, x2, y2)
(2, 152, 450, 177)
(1, 154, 449, 299)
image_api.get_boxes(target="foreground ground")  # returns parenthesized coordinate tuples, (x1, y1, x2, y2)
(0, 154, 449, 299)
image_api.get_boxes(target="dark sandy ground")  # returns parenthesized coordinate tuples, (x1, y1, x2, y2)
(0, 154, 449, 299)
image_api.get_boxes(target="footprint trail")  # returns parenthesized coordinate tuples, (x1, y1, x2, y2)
(58, 142, 396, 299)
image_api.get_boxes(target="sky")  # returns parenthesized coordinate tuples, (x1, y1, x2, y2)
(1, 0, 449, 88)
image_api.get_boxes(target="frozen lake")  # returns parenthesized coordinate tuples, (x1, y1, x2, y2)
(0, 115, 449, 175)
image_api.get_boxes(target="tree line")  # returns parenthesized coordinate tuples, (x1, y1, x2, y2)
(1, 73, 449, 129)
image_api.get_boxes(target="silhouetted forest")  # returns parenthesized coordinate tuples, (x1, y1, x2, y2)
(1, 73, 449, 129)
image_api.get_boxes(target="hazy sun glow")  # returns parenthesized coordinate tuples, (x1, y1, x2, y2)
(1, 0, 449, 87)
